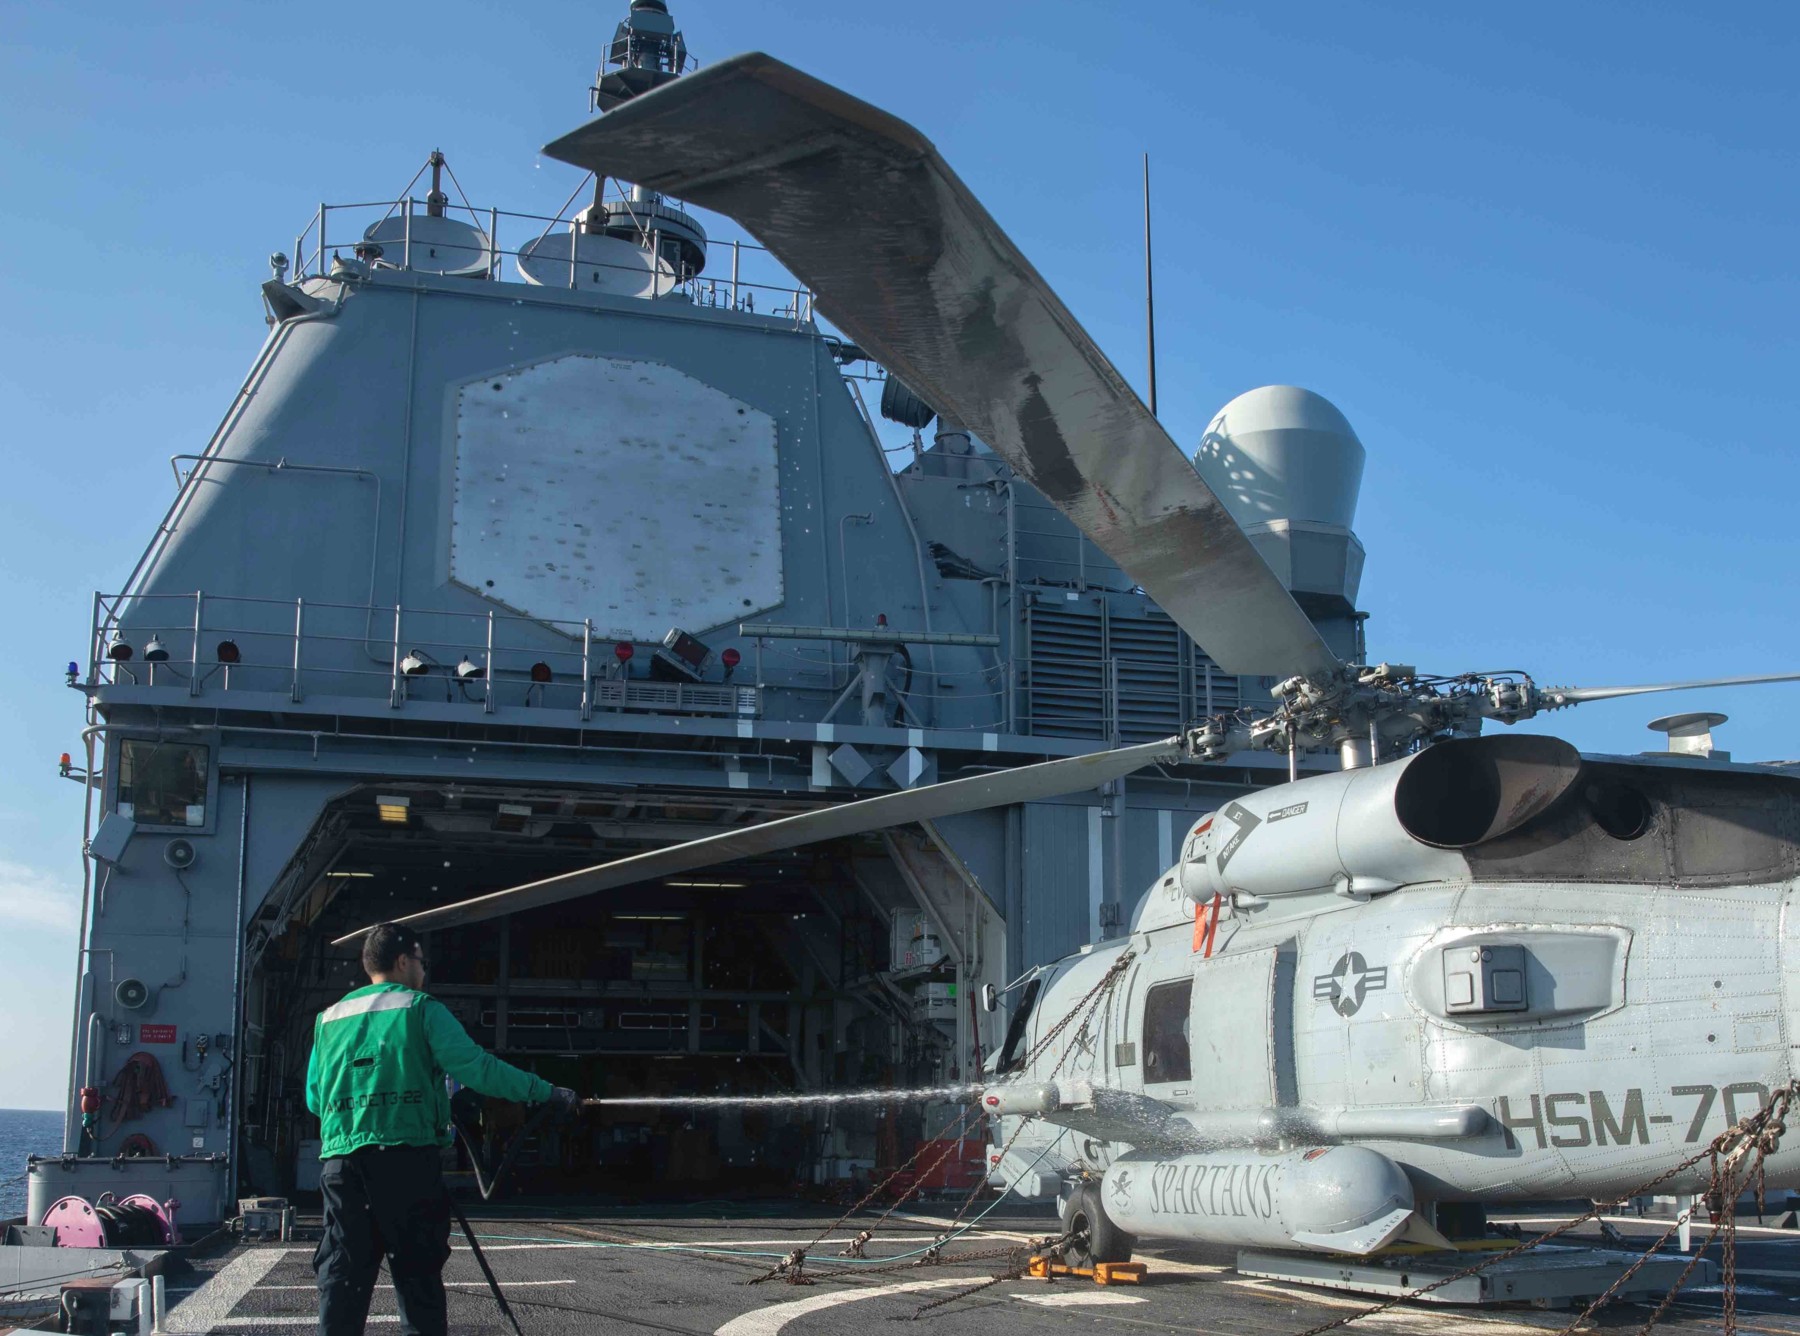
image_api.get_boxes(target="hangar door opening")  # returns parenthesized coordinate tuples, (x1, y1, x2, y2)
(240, 782, 993, 1200)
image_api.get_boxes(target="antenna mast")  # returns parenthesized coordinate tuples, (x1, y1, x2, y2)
(1143, 152, 1158, 417)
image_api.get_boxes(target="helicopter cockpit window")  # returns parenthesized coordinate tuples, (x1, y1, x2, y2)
(996, 977, 1043, 1075)
(1142, 978, 1193, 1083)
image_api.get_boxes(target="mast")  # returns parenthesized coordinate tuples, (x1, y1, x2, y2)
(1143, 152, 1158, 418)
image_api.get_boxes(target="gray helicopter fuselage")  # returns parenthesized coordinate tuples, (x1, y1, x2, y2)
(988, 740, 1800, 1216)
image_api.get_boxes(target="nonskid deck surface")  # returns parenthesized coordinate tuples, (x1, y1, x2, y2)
(153, 1205, 1800, 1336)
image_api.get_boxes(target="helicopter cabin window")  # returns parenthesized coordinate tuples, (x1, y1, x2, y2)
(117, 741, 209, 828)
(1142, 978, 1193, 1083)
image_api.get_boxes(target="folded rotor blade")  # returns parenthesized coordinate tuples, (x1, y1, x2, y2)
(1549, 671, 1800, 704)
(333, 735, 1183, 942)
(542, 54, 1340, 681)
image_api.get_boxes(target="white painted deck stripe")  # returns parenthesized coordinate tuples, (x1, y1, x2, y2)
(256, 1280, 575, 1291)
(1504, 1213, 1800, 1239)
(455, 1236, 936, 1250)
(714, 1276, 974, 1335)
(216, 1319, 398, 1329)
(164, 1249, 295, 1333)
(1013, 1290, 1147, 1307)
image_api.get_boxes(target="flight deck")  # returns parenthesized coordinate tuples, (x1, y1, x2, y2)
(146, 1206, 1792, 1336)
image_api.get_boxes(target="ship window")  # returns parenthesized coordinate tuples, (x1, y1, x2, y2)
(117, 741, 208, 828)
(1142, 978, 1193, 1083)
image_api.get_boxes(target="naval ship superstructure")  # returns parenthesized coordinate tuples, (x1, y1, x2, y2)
(40, 0, 1375, 1222)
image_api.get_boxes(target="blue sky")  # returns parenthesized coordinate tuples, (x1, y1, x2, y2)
(1, 2, 1795, 1107)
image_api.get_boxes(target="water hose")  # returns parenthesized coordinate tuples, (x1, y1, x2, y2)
(446, 1100, 563, 1336)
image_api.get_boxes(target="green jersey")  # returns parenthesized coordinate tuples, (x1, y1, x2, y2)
(304, 983, 552, 1159)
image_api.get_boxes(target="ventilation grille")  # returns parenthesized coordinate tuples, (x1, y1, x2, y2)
(1023, 599, 1244, 741)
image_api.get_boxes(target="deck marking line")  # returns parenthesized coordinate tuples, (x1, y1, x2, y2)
(715, 1276, 975, 1336)
(1502, 1214, 1800, 1239)
(1012, 1291, 1148, 1306)
(216, 1319, 399, 1329)
(165, 1249, 297, 1333)
(1225, 1278, 1553, 1331)
(256, 1280, 576, 1291)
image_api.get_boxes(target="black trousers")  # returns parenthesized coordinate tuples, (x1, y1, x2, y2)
(314, 1144, 452, 1336)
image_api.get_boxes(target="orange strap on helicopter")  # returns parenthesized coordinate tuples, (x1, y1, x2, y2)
(1193, 891, 1222, 957)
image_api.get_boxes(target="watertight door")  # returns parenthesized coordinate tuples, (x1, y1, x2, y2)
(1188, 945, 1297, 1112)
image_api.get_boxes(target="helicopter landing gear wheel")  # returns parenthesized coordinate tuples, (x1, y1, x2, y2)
(1061, 1180, 1135, 1266)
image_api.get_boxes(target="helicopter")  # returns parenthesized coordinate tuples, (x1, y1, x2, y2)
(338, 54, 1800, 1266)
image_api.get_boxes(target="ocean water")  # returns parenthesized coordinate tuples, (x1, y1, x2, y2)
(0, 1108, 65, 1221)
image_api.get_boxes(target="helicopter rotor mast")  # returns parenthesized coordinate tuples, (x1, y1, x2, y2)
(1201, 667, 1800, 765)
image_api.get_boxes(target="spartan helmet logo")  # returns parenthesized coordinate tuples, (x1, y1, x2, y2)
(1312, 950, 1389, 1018)
(1107, 1168, 1133, 1209)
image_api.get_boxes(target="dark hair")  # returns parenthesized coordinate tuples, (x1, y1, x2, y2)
(362, 923, 423, 977)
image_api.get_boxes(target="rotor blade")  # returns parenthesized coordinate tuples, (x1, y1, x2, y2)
(542, 55, 1340, 681)
(333, 735, 1183, 942)
(1548, 672, 1800, 704)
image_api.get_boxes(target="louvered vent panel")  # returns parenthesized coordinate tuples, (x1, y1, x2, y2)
(1025, 604, 1105, 738)
(1191, 651, 1244, 715)
(1110, 614, 1183, 743)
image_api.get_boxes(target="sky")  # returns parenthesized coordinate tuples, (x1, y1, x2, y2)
(0, 2, 1796, 1108)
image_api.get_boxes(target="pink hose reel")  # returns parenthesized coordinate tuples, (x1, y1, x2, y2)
(40, 1192, 180, 1247)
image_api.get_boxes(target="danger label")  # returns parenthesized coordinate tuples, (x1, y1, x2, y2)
(139, 1024, 177, 1043)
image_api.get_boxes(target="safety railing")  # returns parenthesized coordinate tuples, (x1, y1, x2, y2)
(286, 179, 815, 327)
(87, 592, 1246, 743)
(88, 592, 758, 722)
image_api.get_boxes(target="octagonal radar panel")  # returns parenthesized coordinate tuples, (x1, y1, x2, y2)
(451, 354, 783, 638)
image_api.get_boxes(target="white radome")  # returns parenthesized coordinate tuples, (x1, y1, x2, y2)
(1195, 385, 1366, 531)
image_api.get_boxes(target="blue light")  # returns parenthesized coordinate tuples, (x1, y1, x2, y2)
(65, 661, 79, 678)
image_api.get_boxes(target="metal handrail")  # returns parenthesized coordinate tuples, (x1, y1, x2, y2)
(90, 588, 1243, 740)
(289, 193, 815, 325)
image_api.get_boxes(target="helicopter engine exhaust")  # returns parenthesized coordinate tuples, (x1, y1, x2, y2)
(1099, 1145, 1418, 1255)
(1180, 734, 1583, 903)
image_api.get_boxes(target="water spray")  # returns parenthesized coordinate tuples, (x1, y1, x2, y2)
(583, 1083, 980, 1110)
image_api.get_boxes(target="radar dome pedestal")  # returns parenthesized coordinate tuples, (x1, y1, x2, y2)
(1194, 386, 1366, 657)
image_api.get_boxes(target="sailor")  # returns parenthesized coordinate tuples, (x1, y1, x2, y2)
(306, 922, 578, 1336)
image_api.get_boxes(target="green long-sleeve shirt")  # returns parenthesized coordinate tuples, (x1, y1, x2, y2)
(304, 983, 552, 1159)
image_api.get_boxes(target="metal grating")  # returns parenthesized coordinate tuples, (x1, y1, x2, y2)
(589, 679, 759, 717)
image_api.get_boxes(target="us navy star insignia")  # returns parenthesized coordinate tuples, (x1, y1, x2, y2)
(1312, 950, 1388, 1018)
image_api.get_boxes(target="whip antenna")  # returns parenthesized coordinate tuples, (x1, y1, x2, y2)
(1144, 152, 1158, 416)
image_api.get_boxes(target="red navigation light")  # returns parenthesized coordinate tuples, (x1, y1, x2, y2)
(529, 661, 553, 683)
(876, 613, 888, 628)
(613, 642, 635, 664)
(215, 639, 241, 665)
(984, 1095, 999, 1108)
(721, 648, 741, 670)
